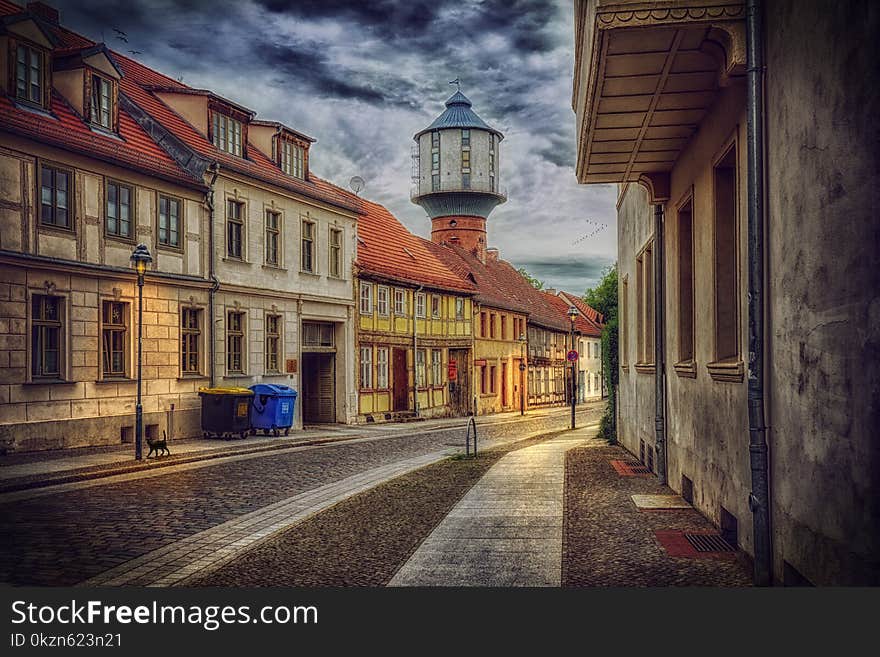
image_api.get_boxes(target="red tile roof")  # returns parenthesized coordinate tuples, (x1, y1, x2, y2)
(558, 291, 605, 336)
(542, 291, 602, 337)
(0, 0, 362, 212)
(425, 243, 577, 332)
(356, 199, 475, 294)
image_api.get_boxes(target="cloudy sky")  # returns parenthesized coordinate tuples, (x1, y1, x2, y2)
(53, 0, 617, 293)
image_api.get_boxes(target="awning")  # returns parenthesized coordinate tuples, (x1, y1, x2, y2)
(573, 1, 746, 199)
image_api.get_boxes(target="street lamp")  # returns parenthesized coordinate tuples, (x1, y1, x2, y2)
(568, 305, 578, 430)
(130, 243, 152, 461)
(518, 332, 527, 416)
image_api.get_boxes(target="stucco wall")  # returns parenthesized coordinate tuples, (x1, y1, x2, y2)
(764, 0, 880, 585)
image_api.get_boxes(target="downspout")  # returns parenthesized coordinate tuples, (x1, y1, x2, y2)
(653, 202, 667, 485)
(746, 0, 772, 587)
(205, 163, 220, 387)
(413, 285, 423, 416)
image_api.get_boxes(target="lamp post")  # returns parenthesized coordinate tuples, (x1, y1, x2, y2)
(130, 243, 152, 460)
(518, 332, 527, 416)
(568, 305, 578, 430)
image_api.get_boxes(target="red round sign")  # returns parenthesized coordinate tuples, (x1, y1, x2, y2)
(567, 350, 579, 362)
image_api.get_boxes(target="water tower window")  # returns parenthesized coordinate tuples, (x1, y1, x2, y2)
(461, 129, 470, 147)
(431, 151, 440, 170)
(462, 173, 471, 189)
(432, 174, 440, 191)
(431, 131, 440, 149)
(461, 150, 471, 172)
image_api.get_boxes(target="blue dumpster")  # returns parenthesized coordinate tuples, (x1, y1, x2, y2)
(249, 384, 297, 436)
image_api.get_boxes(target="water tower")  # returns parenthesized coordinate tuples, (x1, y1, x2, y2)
(411, 89, 505, 261)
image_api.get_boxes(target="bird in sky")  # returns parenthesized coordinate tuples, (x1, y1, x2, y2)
(129, 50, 142, 55)
(115, 35, 128, 43)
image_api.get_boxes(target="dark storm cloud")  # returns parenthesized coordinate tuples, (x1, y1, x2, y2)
(513, 257, 615, 295)
(49, 0, 617, 292)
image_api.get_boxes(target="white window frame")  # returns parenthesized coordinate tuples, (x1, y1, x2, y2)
(394, 289, 407, 316)
(377, 286, 389, 316)
(360, 282, 373, 315)
(360, 346, 373, 389)
(416, 292, 426, 318)
(376, 347, 389, 389)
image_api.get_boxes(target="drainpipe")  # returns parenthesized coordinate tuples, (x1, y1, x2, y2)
(746, 0, 772, 587)
(205, 163, 220, 387)
(413, 285, 423, 416)
(654, 202, 667, 485)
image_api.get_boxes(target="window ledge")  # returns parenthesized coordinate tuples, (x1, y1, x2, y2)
(178, 375, 208, 381)
(300, 270, 320, 277)
(95, 378, 133, 384)
(707, 360, 744, 383)
(223, 374, 251, 379)
(222, 257, 251, 265)
(105, 233, 135, 246)
(673, 361, 697, 379)
(37, 223, 75, 235)
(23, 379, 73, 386)
(157, 244, 184, 254)
(262, 264, 287, 271)
(633, 363, 655, 374)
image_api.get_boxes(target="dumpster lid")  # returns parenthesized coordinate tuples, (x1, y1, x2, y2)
(249, 384, 297, 396)
(198, 387, 254, 395)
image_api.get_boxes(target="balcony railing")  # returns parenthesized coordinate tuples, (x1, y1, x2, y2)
(410, 181, 508, 202)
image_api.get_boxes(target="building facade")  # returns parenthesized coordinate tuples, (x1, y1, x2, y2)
(355, 199, 474, 421)
(558, 291, 604, 402)
(573, 0, 880, 584)
(0, 1, 361, 452)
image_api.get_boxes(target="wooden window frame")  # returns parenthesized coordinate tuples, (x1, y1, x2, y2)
(634, 239, 656, 374)
(674, 190, 696, 378)
(157, 194, 183, 251)
(105, 179, 135, 241)
(265, 209, 281, 267)
(180, 306, 202, 376)
(416, 292, 426, 318)
(30, 293, 65, 381)
(37, 162, 73, 231)
(14, 42, 48, 108)
(708, 135, 744, 383)
(431, 349, 442, 387)
(430, 294, 441, 319)
(212, 111, 243, 157)
(415, 349, 427, 389)
(226, 310, 246, 375)
(301, 219, 316, 273)
(265, 313, 282, 374)
(100, 299, 129, 379)
(329, 227, 343, 278)
(455, 297, 464, 320)
(226, 199, 245, 260)
(88, 71, 117, 131)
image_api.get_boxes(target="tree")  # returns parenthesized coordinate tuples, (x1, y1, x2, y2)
(584, 264, 618, 441)
(583, 263, 618, 323)
(517, 267, 545, 290)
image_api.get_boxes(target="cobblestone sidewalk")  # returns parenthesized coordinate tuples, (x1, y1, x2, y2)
(563, 442, 752, 587)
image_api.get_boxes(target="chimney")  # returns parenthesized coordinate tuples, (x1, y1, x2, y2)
(27, 2, 59, 24)
(486, 247, 499, 262)
(545, 287, 557, 295)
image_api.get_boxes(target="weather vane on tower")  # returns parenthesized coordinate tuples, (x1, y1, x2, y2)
(449, 78, 461, 92)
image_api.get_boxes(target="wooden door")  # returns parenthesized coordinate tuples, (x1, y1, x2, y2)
(302, 353, 336, 423)
(392, 348, 409, 411)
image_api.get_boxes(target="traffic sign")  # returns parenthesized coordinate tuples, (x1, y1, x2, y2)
(567, 350, 579, 362)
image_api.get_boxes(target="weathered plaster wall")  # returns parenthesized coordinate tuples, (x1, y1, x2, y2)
(765, 0, 880, 585)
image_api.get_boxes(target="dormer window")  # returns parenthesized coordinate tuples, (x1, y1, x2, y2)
(15, 44, 45, 106)
(90, 73, 114, 129)
(212, 112, 243, 156)
(281, 140, 305, 179)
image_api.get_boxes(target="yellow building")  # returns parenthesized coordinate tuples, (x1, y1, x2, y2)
(355, 200, 475, 421)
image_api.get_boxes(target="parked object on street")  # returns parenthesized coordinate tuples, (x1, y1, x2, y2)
(198, 388, 254, 439)
(249, 384, 298, 436)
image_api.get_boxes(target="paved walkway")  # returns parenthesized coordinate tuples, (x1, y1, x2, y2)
(389, 425, 597, 587)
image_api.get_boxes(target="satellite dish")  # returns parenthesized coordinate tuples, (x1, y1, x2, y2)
(349, 176, 365, 195)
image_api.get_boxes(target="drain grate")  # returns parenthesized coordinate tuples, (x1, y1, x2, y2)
(685, 533, 735, 553)
(610, 460, 652, 477)
(625, 461, 651, 474)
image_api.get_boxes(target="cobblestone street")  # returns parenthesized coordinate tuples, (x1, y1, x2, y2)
(0, 406, 601, 586)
